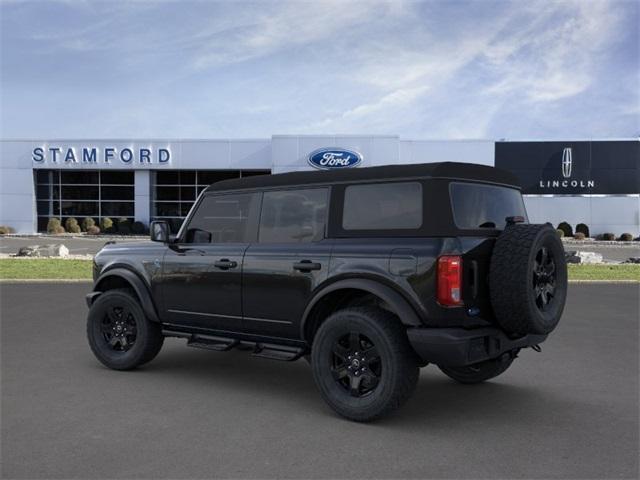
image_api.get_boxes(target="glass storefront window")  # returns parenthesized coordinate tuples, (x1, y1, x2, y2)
(35, 170, 134, 231)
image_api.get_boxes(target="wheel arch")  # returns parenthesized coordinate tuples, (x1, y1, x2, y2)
(91, 268, 160, 323)
(300, 278, 422, 343)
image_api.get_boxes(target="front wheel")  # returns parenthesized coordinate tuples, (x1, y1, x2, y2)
(311, 307, 419, 422)
(87, 289, 164, 370)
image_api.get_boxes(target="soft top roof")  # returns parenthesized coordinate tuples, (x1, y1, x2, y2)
(206, 162, 520, 192)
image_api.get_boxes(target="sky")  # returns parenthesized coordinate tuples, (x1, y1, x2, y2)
(1, 0, 638, 140)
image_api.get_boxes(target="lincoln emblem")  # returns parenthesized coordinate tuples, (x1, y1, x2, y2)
(561, 147, 572, 178)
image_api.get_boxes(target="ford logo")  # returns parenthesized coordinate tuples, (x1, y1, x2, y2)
(308, 148, 362, 170)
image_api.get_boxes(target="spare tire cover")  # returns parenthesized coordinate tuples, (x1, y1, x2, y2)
(489, 223, 568, 335)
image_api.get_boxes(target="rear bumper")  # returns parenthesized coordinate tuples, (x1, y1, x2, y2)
(407, 326, 547, 367)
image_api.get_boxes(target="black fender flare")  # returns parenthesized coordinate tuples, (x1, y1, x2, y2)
(300, 278, 423, 341)
(90, 268, 160, 323)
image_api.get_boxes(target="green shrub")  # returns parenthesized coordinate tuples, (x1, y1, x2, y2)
(116, 217, 131, 234)
(53, 225, 66, 234)
(81, 217, 96, 232)
(86, 225, 101, 235)
(100, 217, 114, 233)
(131, 221, 146, 234)
(618, 233, 633, 242)
(573, 232, 585, 240)
(64, 217, 81, 234)
(557, 221, 573, 238)
(575, 223, 590, 238)
(0, 225, 15, 234)
(46, 218, 61, 234)
(556, 229, 565, 238)
(599, 232, 615, 241)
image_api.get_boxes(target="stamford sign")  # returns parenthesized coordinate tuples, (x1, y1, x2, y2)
(32, 146, 171, 165)
(308, 148, 362, 169)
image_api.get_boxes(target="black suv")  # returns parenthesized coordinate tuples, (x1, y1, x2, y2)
(87, 162, 567, 421)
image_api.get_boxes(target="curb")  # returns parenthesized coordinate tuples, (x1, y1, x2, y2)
(568, 279, 639, 284)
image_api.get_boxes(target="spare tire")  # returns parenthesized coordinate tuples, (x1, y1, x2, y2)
(489, 223, 567, 335)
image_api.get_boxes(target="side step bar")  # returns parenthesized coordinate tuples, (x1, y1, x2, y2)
(162, 329, 306, 362)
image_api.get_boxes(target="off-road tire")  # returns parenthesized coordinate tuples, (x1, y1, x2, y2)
(311, 307, 419, 422)
(87, 289, 164, 370)
(439, 354, 515, 384)
(490, 223, 567, 335)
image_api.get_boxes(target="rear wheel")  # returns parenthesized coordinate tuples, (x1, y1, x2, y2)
(87, 289, 164, 370)
(311, 307, 419, 422)
(439, 354, 515, 384)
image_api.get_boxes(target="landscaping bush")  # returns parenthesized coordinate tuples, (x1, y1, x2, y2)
(86, 225, 101, 235)
(116, 218, 131, 234)
(557, 221, 573, 238)
(46, 218, 61, 234)
(53, 225, 66, 234)
(556, 229, 565, 238)
(81, 217, 96, 232)
(618, 233, 633, 242)
(100, 217, 114, 233)
(131, 221, 146, 234)
(0, 225, 15, 234)
(575, 223, 590, 238)
(64, 217, 81, 234)
(599, 232, 615, 241)
(573, 232, 586, 240)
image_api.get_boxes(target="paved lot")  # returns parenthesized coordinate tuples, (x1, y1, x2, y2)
(2, 236, 639, 261)
(1, 283, 638, 479)
(0, 236, 148, 256)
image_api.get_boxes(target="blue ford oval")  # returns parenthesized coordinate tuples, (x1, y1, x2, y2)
(308, 148, 362, 170)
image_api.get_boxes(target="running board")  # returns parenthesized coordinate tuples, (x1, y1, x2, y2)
(162, 329, 306, 361)
(187, 334, 238, 351)
(251, 343, 305, 361)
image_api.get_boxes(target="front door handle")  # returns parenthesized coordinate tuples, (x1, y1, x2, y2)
(293, 260, 321, 272)
(214, 259, 238, 270)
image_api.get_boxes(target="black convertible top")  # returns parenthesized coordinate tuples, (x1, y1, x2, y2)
(206, 162, 520, 192)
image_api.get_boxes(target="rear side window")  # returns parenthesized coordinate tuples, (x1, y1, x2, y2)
(184, 192, 260, 243)
(342, 182, 422, 230)
(259, 188, 328, 243)
(450, 182, 527, 230)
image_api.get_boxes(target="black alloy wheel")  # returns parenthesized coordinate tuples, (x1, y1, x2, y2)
(87, 289, 164, 370)
(311, 307, 419, 422)
(100, 305, 137, 352)
(331, 332, 382, 398)
(532, 246, 556, 311)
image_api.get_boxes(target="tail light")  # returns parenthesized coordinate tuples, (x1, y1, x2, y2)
(437, 255, 462, 306)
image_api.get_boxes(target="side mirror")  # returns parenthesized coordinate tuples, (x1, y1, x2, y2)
(150, 220, 170, 243)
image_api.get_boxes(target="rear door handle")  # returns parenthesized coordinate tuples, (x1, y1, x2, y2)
(214, 259, 238, 270)
(293, 260, 321, 272)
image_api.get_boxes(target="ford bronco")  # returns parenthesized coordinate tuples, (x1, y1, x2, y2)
(86, 162, 567, 421)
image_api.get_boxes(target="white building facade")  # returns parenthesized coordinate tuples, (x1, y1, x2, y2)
(0, 136, 638, 235)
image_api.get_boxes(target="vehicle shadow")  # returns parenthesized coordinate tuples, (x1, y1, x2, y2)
(125, 341, 568, 427)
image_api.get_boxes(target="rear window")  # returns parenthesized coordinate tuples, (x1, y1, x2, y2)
(343, 182, 422, 230)
(450, 182, 527, 230)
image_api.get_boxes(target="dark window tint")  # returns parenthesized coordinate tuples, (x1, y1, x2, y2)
(101, 202, 134, 217)
(185, 193, 259, 243)
(343, 182, 422, 230)
(259, 188, 328, 243)
(450, 182, 528, 229)
(100, 171, 134, 185)
(101, 186, 134, 201)
(61, 171, 99, 184)
(61, 185, 99, 200)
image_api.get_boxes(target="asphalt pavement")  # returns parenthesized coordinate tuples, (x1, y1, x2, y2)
(1, 283, 638, 479)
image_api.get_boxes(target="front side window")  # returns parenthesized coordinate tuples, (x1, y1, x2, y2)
(184, 193, 260, 243)
(342, 182, 422, 230)
(450, 182, 528, 230)
(259, 188, 328, 243)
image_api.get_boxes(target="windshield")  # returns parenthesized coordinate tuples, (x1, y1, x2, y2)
(450, 182, 528, 230)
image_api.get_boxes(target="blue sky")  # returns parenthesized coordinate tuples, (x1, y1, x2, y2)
(1, 0, 638, 139)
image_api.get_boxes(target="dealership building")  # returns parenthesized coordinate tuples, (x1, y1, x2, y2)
(0, 136, 638, 235)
